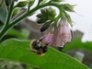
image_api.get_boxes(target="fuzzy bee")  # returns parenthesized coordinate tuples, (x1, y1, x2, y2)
(30, 39, 48, 56)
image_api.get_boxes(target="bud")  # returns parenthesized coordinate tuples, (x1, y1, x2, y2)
(61, 4, 75, 12)
(28, 0, 35, 7)
(15, 1, 28, 7)
(12, 8, 20, 16)
(37, 18, 47, 24)
(40, 22, 51, 32)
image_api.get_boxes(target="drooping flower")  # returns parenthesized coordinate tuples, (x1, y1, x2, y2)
(53, 21, 72, 47)
(40, 19, 72, 47)
(40, 32, 53, 45)
(60, 22, 71, 42)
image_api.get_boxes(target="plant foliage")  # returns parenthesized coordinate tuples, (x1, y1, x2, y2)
(0, 39, 89, 69)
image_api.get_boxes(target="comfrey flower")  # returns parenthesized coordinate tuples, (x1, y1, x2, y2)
(40, 19, 72, 47)
(53, 21, 71, 47)
(40, 32, 53, 45)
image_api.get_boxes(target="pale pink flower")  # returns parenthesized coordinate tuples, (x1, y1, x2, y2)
(53, 31, 65, 47)
(40, 32, 53, 45)
(53, 22, 71, 47)
(40, 20, 72, 47)
(60, 23, 71, 42)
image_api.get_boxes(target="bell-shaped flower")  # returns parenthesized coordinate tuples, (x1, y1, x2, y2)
(53, 21, 72, 47)
(40, 32, 53, 45)
(40, 19, 72, 47)
(60, 23, 71, 42)
(53, 31, 65, 47)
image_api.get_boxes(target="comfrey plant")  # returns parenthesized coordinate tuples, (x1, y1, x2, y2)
(0, 0, 90, 69)
(0, 0, 74, 43)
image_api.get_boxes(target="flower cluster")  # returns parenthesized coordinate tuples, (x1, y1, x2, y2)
(40, 20, 72, 47)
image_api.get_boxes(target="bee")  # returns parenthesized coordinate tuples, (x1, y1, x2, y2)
(30, 39, 48, 56)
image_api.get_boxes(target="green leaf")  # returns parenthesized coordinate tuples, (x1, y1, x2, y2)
(63, 38, 92, 52)
(0, 8, 7, 23)
(21, 29, 30, 39)
(6, 29, 27, 39)
(0, 39, 89, 69)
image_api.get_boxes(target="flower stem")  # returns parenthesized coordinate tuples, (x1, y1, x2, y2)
(0, 1, 14, 41)
(9, 2, 62, 28)
(5, 1, 14, 25)
(0, 2, 62, 41)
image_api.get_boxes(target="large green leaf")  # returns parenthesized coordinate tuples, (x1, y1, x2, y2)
(63, 38, 92, 52)
(6, 29, 29, 39)
(0, 39, 89, 69)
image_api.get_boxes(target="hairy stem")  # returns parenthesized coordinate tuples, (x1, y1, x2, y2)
(0, 1, 14, 41)
(0, 2, 62, 41)
(9, 2, 62, 28)
(6, 1, 14, 25)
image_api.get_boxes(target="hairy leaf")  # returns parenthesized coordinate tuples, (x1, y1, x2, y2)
(6, 29, 28, 39)
(63, 38, 92, 53)
(0, 39, 89, 69)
